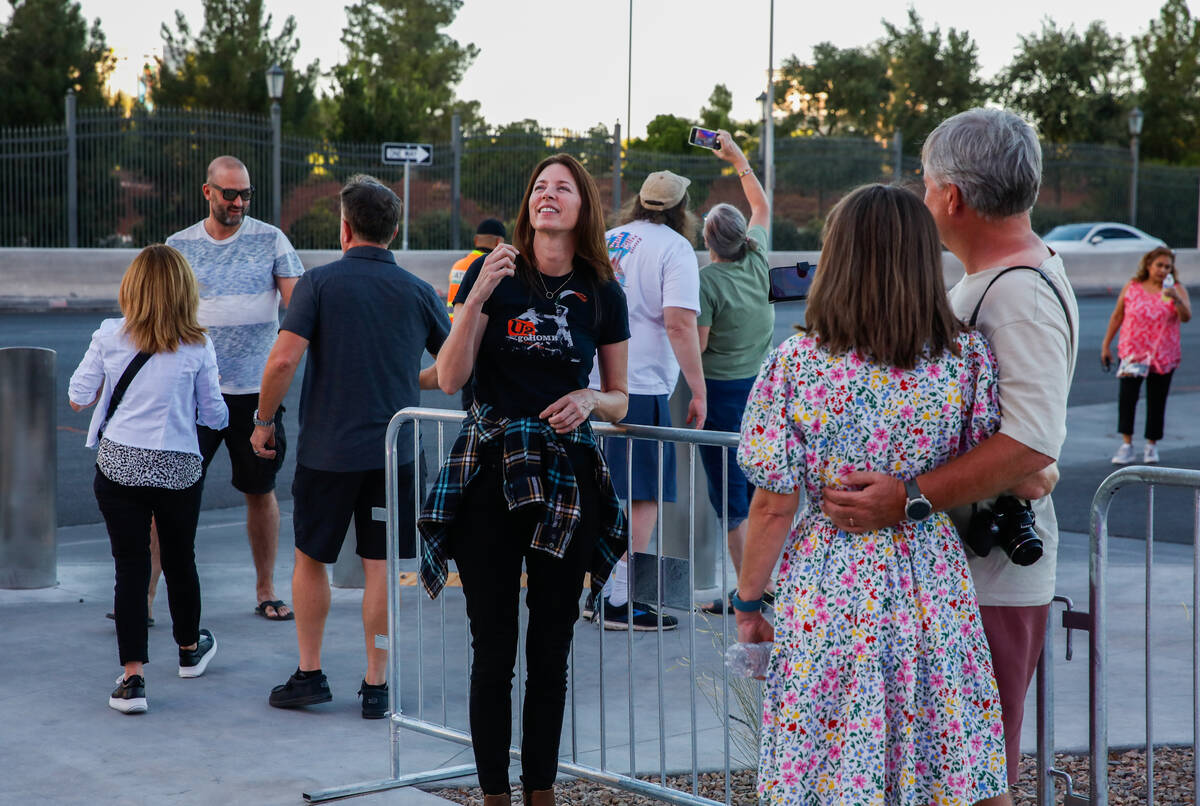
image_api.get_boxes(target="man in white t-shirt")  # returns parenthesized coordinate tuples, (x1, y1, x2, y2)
(586, 170, 706, 631)
(822, 108, 1078, 791)
(167, 155, 305, 622)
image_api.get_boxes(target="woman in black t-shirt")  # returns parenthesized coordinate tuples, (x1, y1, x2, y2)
(420, 153, 629, 806)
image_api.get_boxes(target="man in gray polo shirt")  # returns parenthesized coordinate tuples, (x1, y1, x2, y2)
(167, 155, 305, 622)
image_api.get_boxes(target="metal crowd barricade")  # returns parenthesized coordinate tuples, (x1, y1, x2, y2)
(1071, 465, 1200, 806)
(305, 407, 745, 805)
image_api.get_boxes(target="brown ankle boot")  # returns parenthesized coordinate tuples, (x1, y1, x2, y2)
(523, 788, 554, 806)
(482, 794, 511, 806)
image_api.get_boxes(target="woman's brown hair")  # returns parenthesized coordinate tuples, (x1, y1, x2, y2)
(1133, 246, 1177, 283)
(512, 153, 614, 288)
(805, 184, 963, 369)
(613, 194, 700, 245)
(119, 244, 206, 353)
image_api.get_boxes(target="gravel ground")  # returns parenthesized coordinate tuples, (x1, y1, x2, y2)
(430, 747, 1195, 805)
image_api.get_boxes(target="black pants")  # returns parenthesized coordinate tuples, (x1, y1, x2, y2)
(1118, 370, 1175, 441)
(93, 470, 204, 665)
(448, 444, 599, 795)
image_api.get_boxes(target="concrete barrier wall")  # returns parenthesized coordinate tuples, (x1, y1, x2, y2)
(2, 246, 1197, 310)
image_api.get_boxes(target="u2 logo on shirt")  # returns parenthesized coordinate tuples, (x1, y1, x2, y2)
(507, 318, 537, 337)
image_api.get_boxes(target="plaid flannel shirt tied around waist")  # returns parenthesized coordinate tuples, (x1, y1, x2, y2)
(418, 402, 628, 600)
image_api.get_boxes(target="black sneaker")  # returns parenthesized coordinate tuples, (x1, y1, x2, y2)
(270, 669, 332, 709)
(600, 598, 677, 632)
(358, 680, 388, 719)
(178, 628, 217, 678)
(581, 591, 596, 621)
(109, 674, 147, 714)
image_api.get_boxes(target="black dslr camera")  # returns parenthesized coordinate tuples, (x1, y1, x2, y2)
(963, 495, 1042, 566)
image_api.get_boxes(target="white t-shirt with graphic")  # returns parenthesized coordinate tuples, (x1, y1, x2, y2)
(947, 252, 1079, 607)
(587, 219, 700, 396)
(167, 217, 304, 394)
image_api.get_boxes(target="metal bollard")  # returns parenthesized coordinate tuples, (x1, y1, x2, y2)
(0, 347, 57, 589)
(331, 521, 365, 588)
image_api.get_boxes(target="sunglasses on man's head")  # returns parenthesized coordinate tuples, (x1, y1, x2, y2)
(209, 182, 254, 201)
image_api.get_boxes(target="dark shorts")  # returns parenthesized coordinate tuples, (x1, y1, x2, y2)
(198, 393, 285, 495)
(603, 393, 676, 503)
(698, 376, 757, 528)
(292, 462, 420, 564)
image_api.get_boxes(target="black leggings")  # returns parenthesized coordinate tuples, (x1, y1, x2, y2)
(93, 469, 204, 665)
(1118, 370, 1175, 442)
(448, 444, 599, 795)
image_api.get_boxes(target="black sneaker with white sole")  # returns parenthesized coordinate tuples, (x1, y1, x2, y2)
(270, 668, 332, 709)
(599, 598, 678, 631)
(178, 628, 217, 678)
(358, 680, 388, 719)
(581, 591, 596, 621)
(109, 674, 147, 714)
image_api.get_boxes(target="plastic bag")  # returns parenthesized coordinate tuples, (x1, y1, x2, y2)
(724, 642, 773, 678)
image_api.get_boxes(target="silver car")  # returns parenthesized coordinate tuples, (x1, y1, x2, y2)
(1043, 222, 1167, 253)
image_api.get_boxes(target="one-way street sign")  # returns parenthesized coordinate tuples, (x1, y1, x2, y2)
(381, 142, 433, 165)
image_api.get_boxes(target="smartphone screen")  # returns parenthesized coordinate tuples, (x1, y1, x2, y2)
(688, 126, 720, 150)
(768, 262, 814, 303)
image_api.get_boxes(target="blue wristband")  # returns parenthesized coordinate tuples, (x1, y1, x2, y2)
(730, 590, 763, 612)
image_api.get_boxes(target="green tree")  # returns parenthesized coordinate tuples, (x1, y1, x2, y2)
(0, 0, 114, 126)
(997, 21, 1130, 144)
(776, 44, 891, 137)
(332, 0, 480, 143)
(699, 84, 736, 132)
(149, 0, 320, 135)
(629, 113, 695, 153)
(1135, 0, 1200, 163)
(881, 9, 986, 153)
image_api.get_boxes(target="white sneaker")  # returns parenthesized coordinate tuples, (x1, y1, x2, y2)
(1144, 444, 1160, 464)
(1112, 443, 1135, 464)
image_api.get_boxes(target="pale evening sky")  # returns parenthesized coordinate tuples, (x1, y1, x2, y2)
(57, 0, 1190, 137)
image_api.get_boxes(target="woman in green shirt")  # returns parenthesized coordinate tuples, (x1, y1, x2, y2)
(697, 130, 776, 613)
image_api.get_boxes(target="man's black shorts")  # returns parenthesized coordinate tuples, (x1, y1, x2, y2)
(198, 393, 285, 495)
(292, 462, 420, 564)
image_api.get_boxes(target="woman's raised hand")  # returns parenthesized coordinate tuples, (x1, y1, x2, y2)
(712, 129, 746, 167)
(467, 244, 519, 306)
(539, 389, 596, 434)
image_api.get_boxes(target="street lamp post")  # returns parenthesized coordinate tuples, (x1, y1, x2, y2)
(266, 64, 285, 228)
(1128, 107, 1143, 228)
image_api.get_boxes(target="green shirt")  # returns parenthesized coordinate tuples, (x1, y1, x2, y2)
(697, 225, 775, 380)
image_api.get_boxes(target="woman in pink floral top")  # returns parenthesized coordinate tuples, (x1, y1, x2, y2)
(1101, 246, 1191, 465)
(734, 185, 1010, 806)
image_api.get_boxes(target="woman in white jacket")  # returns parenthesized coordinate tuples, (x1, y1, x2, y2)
(69, 244, 228, 714)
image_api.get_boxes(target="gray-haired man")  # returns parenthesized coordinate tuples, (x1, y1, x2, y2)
(822, 108, 1079, 789)
(253, 175, 449, 718)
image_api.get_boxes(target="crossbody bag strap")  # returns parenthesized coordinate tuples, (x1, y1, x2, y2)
(967, 265, 1075, 353)
(101, 351, 152, 434)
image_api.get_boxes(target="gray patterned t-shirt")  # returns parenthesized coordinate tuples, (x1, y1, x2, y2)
(167, 217, 304, 394)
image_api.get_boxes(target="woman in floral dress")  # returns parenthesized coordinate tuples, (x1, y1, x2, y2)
(733, 184, 1010, 806)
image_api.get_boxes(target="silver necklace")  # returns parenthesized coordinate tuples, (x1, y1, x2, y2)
(536, 269, 574, 300)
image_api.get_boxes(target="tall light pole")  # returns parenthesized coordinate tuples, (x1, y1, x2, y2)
(1128, 106, 1143, 228)
(626, 0, 633, 141)
(764, 0, 775, 249)
(266, 64, 285, 228)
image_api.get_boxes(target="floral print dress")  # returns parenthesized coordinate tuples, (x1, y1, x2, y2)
(737, 330, 1007, 806)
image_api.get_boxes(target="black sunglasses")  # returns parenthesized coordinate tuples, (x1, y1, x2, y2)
(209, 182, 254, 202)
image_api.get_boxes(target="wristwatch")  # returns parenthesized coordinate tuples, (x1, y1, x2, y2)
(252, 409, 275, 428)
(904, 478, 932, 521)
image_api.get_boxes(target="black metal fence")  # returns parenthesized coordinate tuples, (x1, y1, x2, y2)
(2, 101, 1197, 250)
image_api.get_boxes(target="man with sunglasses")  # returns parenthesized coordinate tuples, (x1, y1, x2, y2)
(167, 155, 305, 623)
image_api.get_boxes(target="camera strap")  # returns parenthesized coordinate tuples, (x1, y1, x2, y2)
(967, 265, 1075, 354)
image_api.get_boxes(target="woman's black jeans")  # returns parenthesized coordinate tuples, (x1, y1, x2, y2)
(448, 443, 599, 795)
(1118, 370, 1175, 441)
(93, 469, 204, 664)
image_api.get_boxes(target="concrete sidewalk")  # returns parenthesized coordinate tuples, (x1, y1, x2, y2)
(1, 494, 1196, 804)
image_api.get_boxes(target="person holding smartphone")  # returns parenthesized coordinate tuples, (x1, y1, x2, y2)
(694, 130, 776, 613)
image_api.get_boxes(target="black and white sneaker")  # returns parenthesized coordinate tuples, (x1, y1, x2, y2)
(358, 680, 388, 719)
(581, 591, 596, 621)
(600, 598, 678, 632)
(109, 674, 147, 714)
(178, 628, 217, 678)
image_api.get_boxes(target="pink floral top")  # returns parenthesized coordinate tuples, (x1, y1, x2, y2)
(1118, 282, 1182, 374)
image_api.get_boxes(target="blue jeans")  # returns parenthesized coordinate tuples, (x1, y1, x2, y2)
(698, 376, 757, 529)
